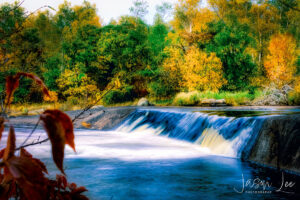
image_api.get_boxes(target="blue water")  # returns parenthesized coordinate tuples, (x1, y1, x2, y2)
(56, 156, 299, 200)
(2, 109, 300, 199)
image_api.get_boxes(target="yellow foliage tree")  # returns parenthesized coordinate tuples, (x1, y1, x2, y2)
(172, 0, 216, 44)
(162, 46, 184, 92)
(249, 3, 279, 69)
(56, 67, 98, 102)
(264, 33, 297, 87)
(43, 91, 58, 102)
(181, 46, 226, 91)
(162, 46, 226, 92)
(60, 1, 102, 41)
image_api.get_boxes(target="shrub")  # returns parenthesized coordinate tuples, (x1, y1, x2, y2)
(288, 92, 300, 105)
(103, 86, 135, 105)
(172, 91, 200, 106)
(148, 81, 177, 98)
(172, 90, 263, 106)
(288, 77, 300, 105)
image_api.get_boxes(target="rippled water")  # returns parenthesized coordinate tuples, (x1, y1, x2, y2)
(1, 128, 299, 200)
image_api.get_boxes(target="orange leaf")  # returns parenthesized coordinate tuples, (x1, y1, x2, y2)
(0, 117, 4, 142)
(5, 156, 46, 184)
(0, 180, 16, 200)
(69, 182, 77, 190)
(16, 72, 50, 97)
(5, 75, 20, 106)
(5, 72, 50, 107)
(56, 174, 68, 189)
(0, 148, 5, 159)
(3, 126, 15, 161)
(71, 186, 88, 194)
(81, 121, 91, 128)
(43, 109, 75, 151)
(20, 148, 48, 174)
(40, 112, 65, 174)
(5, 156, 47, 199)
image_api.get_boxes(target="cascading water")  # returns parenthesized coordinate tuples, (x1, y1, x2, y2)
(116, 109, 267, 158)
(2, 108, 299, 199)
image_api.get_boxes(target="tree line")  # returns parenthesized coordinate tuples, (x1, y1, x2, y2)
(0, 0, 299, 105)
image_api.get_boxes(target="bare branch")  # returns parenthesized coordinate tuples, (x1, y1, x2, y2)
(19, 118, 40, 147)
(15, 137, 48, 150)
(72, 85, 114, 123)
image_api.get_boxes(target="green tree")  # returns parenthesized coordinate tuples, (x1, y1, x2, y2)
(43, 55, 62, 91)
(148, 16, 170, 66)
(206, 20, 256, 90)
(0, 2, 25, 70)
(97, 16, 150, 80)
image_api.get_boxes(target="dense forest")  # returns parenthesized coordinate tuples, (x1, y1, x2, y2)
(0, 0, 299, 106)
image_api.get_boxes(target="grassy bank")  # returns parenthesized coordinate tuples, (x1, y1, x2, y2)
(6, 89, 282, 116)
(9, 102, 83, 116)
(171, 91, 263, 106)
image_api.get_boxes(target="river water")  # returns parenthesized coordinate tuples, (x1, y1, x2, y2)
(1, 108, 300, 199)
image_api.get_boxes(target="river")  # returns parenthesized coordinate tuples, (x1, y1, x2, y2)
(1, 108, 300, 199)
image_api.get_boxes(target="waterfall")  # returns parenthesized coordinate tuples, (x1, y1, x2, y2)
(116, 109, 267, 158)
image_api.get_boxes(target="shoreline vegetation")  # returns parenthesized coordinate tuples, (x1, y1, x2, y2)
(8, 93, 300, 118)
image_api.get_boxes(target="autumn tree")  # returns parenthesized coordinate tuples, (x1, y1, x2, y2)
(249, 3, 279, 70)
(0, 3, 25, 69)
(180, 46, 226, 91)
(264, 33, 297, 86)
(57, 67, 98, 103)
(150, 46, 183, 97)
(0, 3, 48, 103)
(172, 0, 216, 45)
(269, 0, 299, 35)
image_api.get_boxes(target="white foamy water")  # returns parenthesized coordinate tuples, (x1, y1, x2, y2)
(0, 128, 208, 161)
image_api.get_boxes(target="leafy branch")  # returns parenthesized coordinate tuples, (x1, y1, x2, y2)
(0, 72, 90, 199)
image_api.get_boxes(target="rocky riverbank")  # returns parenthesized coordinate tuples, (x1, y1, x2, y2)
(248, 114, 300, 174)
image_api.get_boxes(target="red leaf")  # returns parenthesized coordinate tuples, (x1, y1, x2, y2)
(43, 110, 75, 151)
(71, 186, 88, 194)
(3, 126, 15, 161)
(0, 148, 5, 159)
(0, 117, 4, 142)
(5, 75, 20, 106)
(16, 72, 50, 97)
(56, 174, 68, 189)
(40, 110, 75, 173)
(20, 148, 48, 174)
(69, 183, 77, 190)
(3, 151, 47, 199)
(39, 110, 75, 174)
(17, 180, 47, 200)
(0, 180, 16, 200)
(5, 72, 50, 107)
(40, 111, 66, 174)
(5, 156, 46, 184)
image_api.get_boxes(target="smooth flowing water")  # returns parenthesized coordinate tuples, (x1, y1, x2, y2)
(1, 108, 300, 199)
